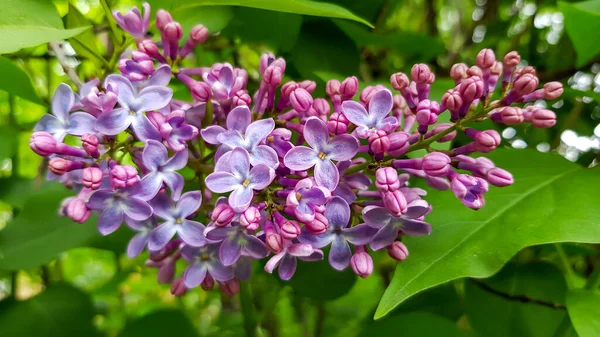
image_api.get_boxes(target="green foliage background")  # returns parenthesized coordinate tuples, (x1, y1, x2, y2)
(0, 0, 599, 336)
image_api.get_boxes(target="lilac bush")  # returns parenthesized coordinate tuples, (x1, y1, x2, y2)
(29, 3, 563, 296)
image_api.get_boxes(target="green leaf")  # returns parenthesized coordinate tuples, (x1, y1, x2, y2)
(147, 0, 372, 27)
(465, 262, 567, 337)
(0, 283, 99, 337)
(0, 0, 91, 54)
(0, 183, 98, 270)
(172, 6, 234, 33)
(0, 56, 43, 104)
(375, 149, 600, 318)
(286, 259, 356, 301)
(558, 1, 600, 66)
(65, 4, 103, 64)
(0, 178, 35, 209)
(0, 124, 18, 161)
(566, 289, 600, 337)
(117, 309, 198, 337)
(358, 312, 466, 337)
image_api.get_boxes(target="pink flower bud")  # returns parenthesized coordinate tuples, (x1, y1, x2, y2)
(190, 81, 211, 102)
(386, 132, 410, 156)
(360, 85, 384, 106)
(49, 158, 83, 175)
(201, 274, 215, 291)
(513, 73, 539, 96)
(516, 66, 536, 78)
(411, 63, 431, 84)
(487, 167, 514, 187)
(111, 165, 139, 189)
(368, 130, 390, 154)
(155, 10, 173, 31)
(266, 233, 283, 254)
(422, 152, 451, 177)
(190, 24, 209, 44)
(326, 79, 341, 97)
(387, 241, 409, 261)
(259, 52, 275, 74)
(170, 277, 188, 296)
(312, 98, 330, 118)
(66, 198, 91, 224)
(82, 167, 103, 190)
(474, 130, 501, 153)
(531, 108, 556, 128)
(460, 77, 484, 102)
(280, 220, 301, 240)
(212, 203, 236, 227)
(476, 48, 496, 69)
(263, 65, 283, 86)
(499, 106, 524, 125)
(305, 213, 328, 234)
(328, 112, 349, 134)
(340, 76, 358, 99)
(298, 80, 317, 93)
(376, 167, 400, 192)
(544, 82, 563, 100)
(450, 63, 468, 82)
(390, 72, 410, 90)
(441, 89, 462, 113)
(30, 132, 57, 156)
(233, 90, 252, 107)
(219, 279, 240, 295)
(289, 88, 313, 113)
(382, 190, 407, 216)
(503, 51, 521, 67)
(350, 250, 373, 278)
(467, 66, 483, 78)
(427, 123, 457, 143)
(157, 257, 176, 284)
(240, 206, 261, 231)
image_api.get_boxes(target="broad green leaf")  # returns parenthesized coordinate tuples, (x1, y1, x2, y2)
(0, 178, 35, 209)
(465, 262, 567, 337)
(375, 149, 600, 318)
(358, 312, 466, 337)
(173, 6, 234, 34)
(0, 283, 99, 337)
(0, 183, 98, 270)
(146, 0, 372, 27)
(0, 124, 18, 161)
(117, 309, 198, 337)
(286, 259, 356, 301)
(0, 57, 43, 104)
(558, 1, 600, 66)
(566, 289, 600, 337)
(0, 0, 91, 54)
(393, 282, 463, 320)
(65, 4, 103, 64)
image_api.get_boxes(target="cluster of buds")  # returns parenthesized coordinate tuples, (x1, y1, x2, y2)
(29, 3, 562, 296)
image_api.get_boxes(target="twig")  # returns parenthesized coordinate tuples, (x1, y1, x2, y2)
(48, 41, 84, 88)
(471, 279, 566, 310)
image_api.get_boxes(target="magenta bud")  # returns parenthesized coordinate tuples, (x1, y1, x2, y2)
(233, 90, 252, 107)
(474, 130, 501, 153)
(387, 241, 409, 261)
(476, 49, 496, 69)
(266, 233, 283, 254)
(164, 21, 183, 40)
(82, 167, 103, 190)
(499, 106, 524, 125)
(411, 63, 431, 84)
(326, 79, 341, 97)
(189, 81, 211, 102)
(240, 206, 261, 231)
(450, 63, 468, 82)
(386, 132, 411, 156)
(487, 168, 514, 187)
(66, 198, 91, 224)
(532, 108, 556, 128)
(543, 82, 563, 100)
(190, 24, 209, 44)
(170, 277, 188, 296)
(460, 77, 484, 102)
(111, 165, 139, 189)
(259, 52, 275, 74)
(368, 130, 390, 154)
(513, 73, 539, 95)
(382, 190, 407, 216)
(503, 51, 521, 68)
(157, 258, 176, 284)
(156, 9, 173, 31)
(467, 66, 483, 78)
(390, 72, 410, 90)
(422, 152, 451, 177)
(298, 80, 317, 93)
(328, 112, 349, 134)
(312, 98, 330, 118)
(441, 89, 462, 112)
(219, 279, 240, 296)
(201, 274, 215, 291)
(49, 158, 83, 175)
(280, 220, 301, 240)
(30, 132, 57, 156)
(376, 167, 400, 192)
(350, 250, 373, 278)
(428, 123, 457, 142)
(306, 212, 328, 234)
(263, 65, 283, 86)
(212, 203, 236, 227)
(289, 88, 313, 113)
(340, 76, 358, 99)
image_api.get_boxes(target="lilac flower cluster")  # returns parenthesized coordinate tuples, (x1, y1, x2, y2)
(29, 3, 562, 295)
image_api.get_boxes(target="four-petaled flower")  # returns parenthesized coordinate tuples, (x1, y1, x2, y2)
(284, 117, 359, 191)
(203, 63, 246, 99)
(205, 223, 269, 266)
(181, 243, 234, 288)
(341, 89, 398, 138)
(138, 140, 187, 200)
(286, 178, 330, 222)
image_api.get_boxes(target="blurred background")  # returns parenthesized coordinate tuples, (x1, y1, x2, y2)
(0, 0, 599, 336)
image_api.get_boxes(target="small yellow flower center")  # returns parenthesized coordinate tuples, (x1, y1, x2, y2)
(175, 217, 183, 224)
(129, 110, 136, 115)
(113, 193, 121, 200)
(267, 136, 275, 143)
(242, 179, 251, 187)
(296, 192, 302, 201)
(200, 253, 210, 261)
(318, 152, 327, 160)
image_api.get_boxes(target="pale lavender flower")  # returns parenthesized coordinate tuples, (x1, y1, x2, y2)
(200, 105, 252, 145)
(148, 191, 206, 251)
(205, 148, 274, 212)
(112, 2, 150, 40)
(159, 113, 198, 152)
(264, 240, 323, 280)
(138, 140, 187, 200)
(96, 74, 172, 141)
(363, 200, 432, 250)
(205, 223, 269, 266)
(34, 83, 97, 141)
(203, 63, 246, 99)
(299, 197, 376, 270)
(181, 243, 234, 288)
(284, 117, 359, 191)
(125, 217, 155, 257)
(334, 160, 372, 204)
(341, 89, 399, 138)
(286, 178, 329, 222)
(450, 173, 488, 210)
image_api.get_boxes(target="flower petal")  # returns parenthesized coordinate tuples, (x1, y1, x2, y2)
(229, 186, 253, 212)
(218, 64, 234, 90)
(205, 227, 232, 241)
(134, 86, 173, 113)
(179, 220, 206, 247)
(163, 149, 188, 171)
(98, 206, 124, 235)
(362, 206, 392, 228)
(220, 237, 243, 266)
(183, 262, 208, 288)
(127, 232, 149, 258)
(341, 100, 369, 128)
(207, 261, 234, 282)
(297, 232, 334, 249)
(149, 193, 176, 220)
(67, 112, 96, 136)
(370, 223, 398, 251)
(217, 130, 246, 148)
(123, 198, 153, 221)
(333, 183, 356, 204)
(87, 189, 113, 210)
(283, 146, 317, 171)
(327, 134, 359, 161)
(229, 147, 250, 178)
(143, 140, 168, 170)
(245, 118, 275, 147)
(399, 218, 432, 236)
(264, 252, 285, 274)
(368, 89, 393, 123)
(342, 224, 377, 245)
(52, 83, 74, 122)
(250, 145, 279, 168)
(146, 65, 172, 87)
(404, 199, 431, 219)
(324, 196, 350, 229)
(200, 125, 226, 144)
(329, 236, 351, 270)
(177, 191, 202, 218)
(303, 117, 329, 151)
(131, 113, 161, 142)
(105, 74, 136, 108)
(34, 114, 65, 139)
(96, 107, 132, 136)
(249, 164, 273, 190)
(314, 159, 339, 191)
(226, 105, 252, 133)
(278, 254, 297, 281)
(148, 221, 178, 251)
(205, 171, 239, 193)
(138, 172, 163, 201)
(243, 235, 269, 259)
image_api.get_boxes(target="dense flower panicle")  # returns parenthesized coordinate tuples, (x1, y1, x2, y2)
(29, 3, 563, 294)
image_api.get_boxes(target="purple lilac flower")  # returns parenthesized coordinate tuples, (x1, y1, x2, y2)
(203, 63, 246, 99)
(87, 185, 153, 236)
(34, 83, 97, 141)
(363, 200, 432, 250)
(181, 243, 234, 288)
(205, 223, 269, 266)
(341, 89, 398, 138)
(284, 117, 359, 191)
(299, 197, 376, 270)
(96, 74, 172, 141)
(113, 2, 150, 40)
(138, 140, 187, 200)
(264, 240, 324, 280)
(125, 217, 155, 257)
(149, 191, 206, 251)
(159, 113, 198, 152)
(286, 178, 330, 222)
(334, 160, 372, 204)
(201, 105, 252, 145)
(205, 148, 274, 212)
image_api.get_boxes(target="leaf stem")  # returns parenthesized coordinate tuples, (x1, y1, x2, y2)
(471, 279, 566, 310)
(555, 244, 576, 289)
(70, 38, 111, 68)
(100, 0, 122, 47)
(239, 282, 258, 337)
